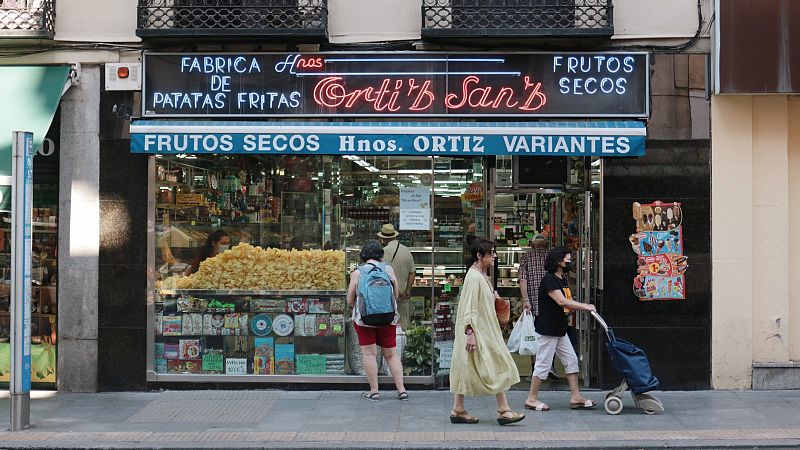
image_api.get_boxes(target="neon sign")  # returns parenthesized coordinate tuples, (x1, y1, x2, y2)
(143, 52, 649, 117)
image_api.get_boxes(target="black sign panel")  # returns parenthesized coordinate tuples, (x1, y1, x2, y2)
(143, 52, 649, 118)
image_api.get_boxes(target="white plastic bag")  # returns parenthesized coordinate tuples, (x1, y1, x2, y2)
(506, 314, 525, 353)
(518, 312, 538, 356)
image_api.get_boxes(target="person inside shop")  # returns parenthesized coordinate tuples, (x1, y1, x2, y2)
(185, 230, 230, 275)
(347, 240, 407, 402)
(519, 234, 560, 380)
(449, 238, 525, 426)
(377, 224, 415, 328)
(289, 236, 303, 251)
(462, 222, 477, 268)
(525, 246, 596, 412)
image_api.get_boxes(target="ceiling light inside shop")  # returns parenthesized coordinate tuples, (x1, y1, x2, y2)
(591, 159, 601, 167)
(366, 166, 380, 173)
(433, 180, 468, 184)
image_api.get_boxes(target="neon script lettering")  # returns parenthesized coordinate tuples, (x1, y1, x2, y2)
(445, 76, 546, 112)
(274, 54, 323, 74)
(311, 75, 547, 113)
(313, 77, 435, 112)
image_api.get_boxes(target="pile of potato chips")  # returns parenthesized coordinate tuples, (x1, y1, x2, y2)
(167, 243, 345, 290)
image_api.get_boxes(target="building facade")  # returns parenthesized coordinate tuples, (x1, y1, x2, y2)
(0, 0, 753, 393)
(711, 0, 800, 390)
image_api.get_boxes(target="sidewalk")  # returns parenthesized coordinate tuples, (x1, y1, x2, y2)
(1, 389, 800, 449)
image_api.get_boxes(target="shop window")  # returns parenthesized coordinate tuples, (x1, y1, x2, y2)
(0, 143, 59, 387)
(152, 154, 486, 381)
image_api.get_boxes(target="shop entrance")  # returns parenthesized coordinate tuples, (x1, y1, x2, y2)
(489, 156, 602, 389)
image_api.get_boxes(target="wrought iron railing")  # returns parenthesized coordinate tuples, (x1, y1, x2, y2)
(422, 0, 613, 37)
(0, 0, 55, 38)
(137, 0, 327, 38)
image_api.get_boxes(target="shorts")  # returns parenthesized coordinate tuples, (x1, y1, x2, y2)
(532, 331, 580, 380)
(354, 323, 397, 348)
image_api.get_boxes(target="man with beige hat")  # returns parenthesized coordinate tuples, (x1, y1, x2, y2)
(378, 224, 416, 328)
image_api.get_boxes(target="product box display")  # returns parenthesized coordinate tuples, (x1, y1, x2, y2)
(168, 359, 203, 374)
(254, 337, 274, 375)
(155, 359, 168, 373)
(154, 290, 349, 377)
(179, 339, 202, 360)
(275, 344, 295, 374)
(251, 299, 284, 313)
(164, 343, 179, 360)
(162, 315, 182, 336)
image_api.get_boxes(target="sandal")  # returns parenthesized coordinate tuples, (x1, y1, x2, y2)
(398, 391, 409, 401)
(362, 392, 380, 402)
(569, 399, 596, 410)
(524, 401, 550, 411)
(449, 409, 479, 424)
(497, 409, 525, 426)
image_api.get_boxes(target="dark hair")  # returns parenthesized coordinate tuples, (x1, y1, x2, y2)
(359, 240, 384, 262)
(198, 230, 229, 260)
(470, 238, 496, 263)
(544, 246, 571, 273)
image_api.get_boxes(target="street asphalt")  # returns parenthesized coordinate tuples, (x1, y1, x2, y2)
(1, 388, 800, 449)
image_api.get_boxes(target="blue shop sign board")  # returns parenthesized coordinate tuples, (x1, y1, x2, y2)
(130, 121, 646, 157)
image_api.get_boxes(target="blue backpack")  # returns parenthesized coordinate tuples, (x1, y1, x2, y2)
(357, 262, 395, 326)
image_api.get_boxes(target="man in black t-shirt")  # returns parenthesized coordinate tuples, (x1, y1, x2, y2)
(523, 247, 597, 412)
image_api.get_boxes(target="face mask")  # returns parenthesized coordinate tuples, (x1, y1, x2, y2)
(217, 244, 230, 253)
(562, 262, 573, 272)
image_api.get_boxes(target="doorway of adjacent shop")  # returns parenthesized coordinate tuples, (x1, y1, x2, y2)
(490, 156, 602, 390)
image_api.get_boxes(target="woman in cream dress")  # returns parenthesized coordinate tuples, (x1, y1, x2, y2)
(449, 238, 525, 426)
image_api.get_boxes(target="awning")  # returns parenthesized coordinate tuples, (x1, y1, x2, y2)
(0, 66, 70, 210)
(130, 120, 646, 157)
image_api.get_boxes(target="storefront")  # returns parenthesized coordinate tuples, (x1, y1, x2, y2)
(129, 52, 651, 385)
(0, 67, 68, 389)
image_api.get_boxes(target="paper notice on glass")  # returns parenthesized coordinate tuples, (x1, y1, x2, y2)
(400, 208, 430, 230)
(400, 188, 431, 230)
(438, 342, 453, 369)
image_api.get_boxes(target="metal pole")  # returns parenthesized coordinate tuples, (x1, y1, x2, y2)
(10, 131, 33, 431)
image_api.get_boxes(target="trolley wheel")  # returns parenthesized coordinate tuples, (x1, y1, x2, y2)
(604, 396, 623, 415)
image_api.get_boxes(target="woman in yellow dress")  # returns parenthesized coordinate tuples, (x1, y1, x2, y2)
(449, 238, 525, 426)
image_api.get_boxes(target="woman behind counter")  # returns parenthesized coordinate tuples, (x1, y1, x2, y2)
(186, 230, 230, 275)
(449, 238, 525, 426)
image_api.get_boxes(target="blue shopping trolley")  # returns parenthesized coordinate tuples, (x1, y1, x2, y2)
(591, 311, 665, 415)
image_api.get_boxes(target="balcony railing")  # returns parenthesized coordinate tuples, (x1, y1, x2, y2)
(422, 0, 613, 38)
(137, 0, 327, 39)
(0, 0, 55, 38)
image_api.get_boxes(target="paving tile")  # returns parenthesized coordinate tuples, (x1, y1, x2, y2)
(144, 432, 198, 442)
(295, 431, 347, 442)
(540, 430, 595, 440)
(4, 432, 56, 441)
(346, 431, 396, 442)
(395, 431, 445, 442)
(445, 431, 496, 441)
(93, 432, 153, 442)
(493, 431, 542, 441)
